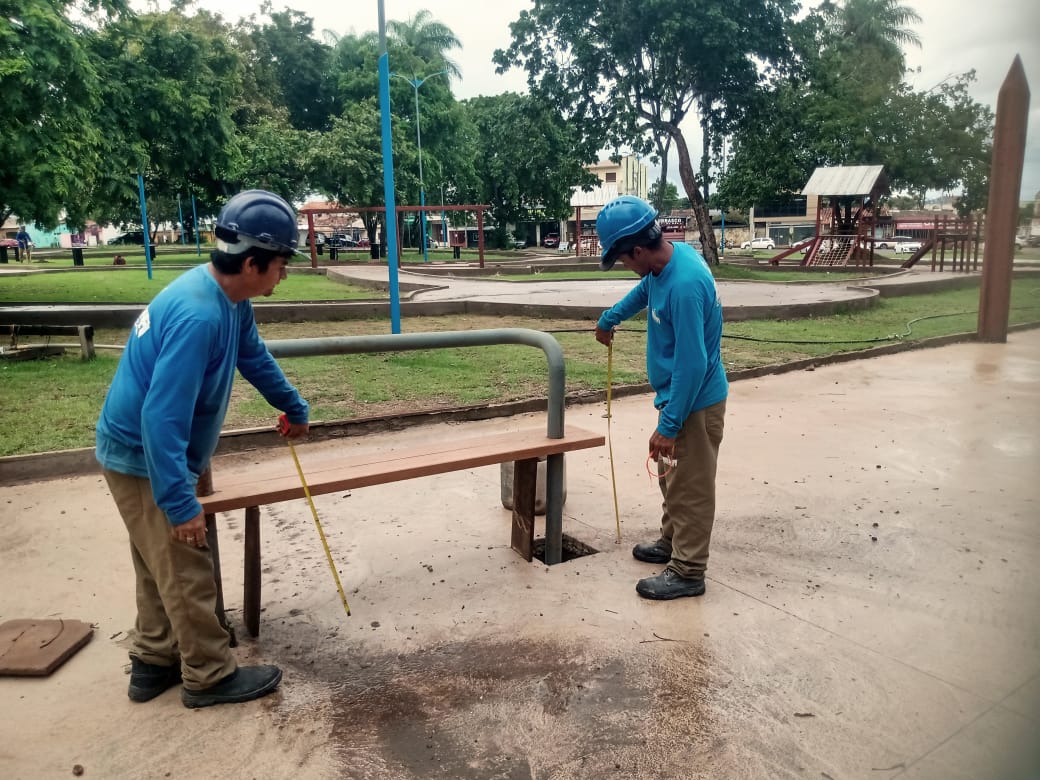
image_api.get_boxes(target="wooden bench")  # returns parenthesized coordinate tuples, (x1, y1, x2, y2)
(0, 324, 95, 359)
(199, 425, 604, 638)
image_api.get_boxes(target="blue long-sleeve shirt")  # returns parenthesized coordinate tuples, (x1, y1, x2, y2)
(96, 264, 308, 525)
(597, 242, 728, 437)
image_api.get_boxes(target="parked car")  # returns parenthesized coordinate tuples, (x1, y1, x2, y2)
(513, 239, 528, 250)
(740, 237, 775, 250)
(876, 235, 914, 250)
(791, 237, 814, 254)
(298, 229, 327, 247)
(0, 238, 19, 248)
(329, 234, 361, 248)
(107, 231, 146, 245)
(894, 240, 923, 253)
(542, 233, 560, 248)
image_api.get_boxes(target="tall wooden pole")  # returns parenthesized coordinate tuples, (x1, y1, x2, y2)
(978, 56, 1030, 342)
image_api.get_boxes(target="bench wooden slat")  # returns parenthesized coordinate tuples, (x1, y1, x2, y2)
(200, 426, 604, 514)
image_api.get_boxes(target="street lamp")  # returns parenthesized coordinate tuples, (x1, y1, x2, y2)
(392, 70, 447, 263)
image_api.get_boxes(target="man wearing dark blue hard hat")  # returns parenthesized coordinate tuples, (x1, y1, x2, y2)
(594, 195, 728, 599)
(96, 189, 310, 707)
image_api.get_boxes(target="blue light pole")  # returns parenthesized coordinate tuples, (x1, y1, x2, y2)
(136, 174, 153, 280)
(392, 70, 446, 263)
(377, 0, 402, 333)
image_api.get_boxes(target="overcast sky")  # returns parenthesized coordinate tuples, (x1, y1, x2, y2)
(191, 0, 1039, 201)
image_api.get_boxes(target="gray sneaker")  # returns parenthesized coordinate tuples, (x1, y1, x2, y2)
(636, 569, 706, 600)
(181, 665, 282, 709)
(632, 538, 672, 564)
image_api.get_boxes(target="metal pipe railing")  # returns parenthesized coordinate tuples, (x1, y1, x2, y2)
(265, 328, 566, 438)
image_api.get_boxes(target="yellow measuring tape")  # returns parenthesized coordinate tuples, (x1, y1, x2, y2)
(284, 437, 352, 617)
(606, 341, 622, 544)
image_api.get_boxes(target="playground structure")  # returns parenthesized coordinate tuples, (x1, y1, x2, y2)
(767, 165, 981, 272)
(298, 203, 490, 268)
(769, 165, 888, 268)
(895, 213, 983, 272)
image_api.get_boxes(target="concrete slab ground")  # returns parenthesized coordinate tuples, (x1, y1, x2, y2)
(1, 331, 1038, 779)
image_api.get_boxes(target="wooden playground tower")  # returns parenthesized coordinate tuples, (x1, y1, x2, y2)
(768, 164, 982, 271)
(896, 213, 984, 272)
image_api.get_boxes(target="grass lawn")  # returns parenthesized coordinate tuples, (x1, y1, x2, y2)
(0, 266, 379, 303)
(27, 244, 520, 269)
(1, 278, 1038, 457)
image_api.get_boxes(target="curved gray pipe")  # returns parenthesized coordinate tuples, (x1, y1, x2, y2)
(266, 328, 566, 437)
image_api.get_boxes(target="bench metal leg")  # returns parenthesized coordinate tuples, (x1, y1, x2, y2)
(244, 506, 261, 638)
(544, 453, 565, 565)
(510, 458, 537, 561)
(205, 512, 237, 647)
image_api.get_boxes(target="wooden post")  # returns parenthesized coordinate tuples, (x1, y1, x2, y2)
(510, 459, 537, 562)
(477, 206, 486, 268)
(244, 506, 262, 637)
(575, 206, 582, 258)
(979, 57, 1030, 342)
(197, 468, 235, 645)
(973, 217, 982, 271)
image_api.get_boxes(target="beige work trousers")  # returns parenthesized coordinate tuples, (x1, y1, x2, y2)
(658, 399, 726, 579)
(103, 469, 236, 690)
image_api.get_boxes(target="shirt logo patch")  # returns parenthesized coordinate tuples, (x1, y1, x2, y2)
(651, 307, 661, 325)
(134, 307, 151, 338)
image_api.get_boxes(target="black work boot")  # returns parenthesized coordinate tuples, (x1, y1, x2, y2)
(181, 665, 283, 709)
(632, 538, 672, 564)
(635, 569, 706, 600)
(128, 657, 182, 702)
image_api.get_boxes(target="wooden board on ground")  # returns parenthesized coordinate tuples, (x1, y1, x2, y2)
(0, 619, 94, 676)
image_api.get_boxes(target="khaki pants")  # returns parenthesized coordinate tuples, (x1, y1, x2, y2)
(658, 399, 726, 579)
(103, 470, 236, 689)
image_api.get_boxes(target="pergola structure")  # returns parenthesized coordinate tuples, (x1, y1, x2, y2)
(298, 204, 491, 268)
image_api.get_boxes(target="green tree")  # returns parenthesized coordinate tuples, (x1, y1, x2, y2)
(822, 0, 921, 89)
(83, 9, 244, 233)
(227, 116, 312, 205)
(308, 97, 416, 247)
(236, 7, 339, 132)
(717, 10, 992, 217)
(1, 0, 127, 228)
(495, 0, 796, 264)
(387, 9, 462, 80)
(648, 180, 681, 214)
(460, 93, 596, 249)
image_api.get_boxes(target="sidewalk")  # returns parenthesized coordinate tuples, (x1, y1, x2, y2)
(1, 332, 1037, 779)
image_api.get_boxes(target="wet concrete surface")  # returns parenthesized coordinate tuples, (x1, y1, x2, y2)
(1, 332, 1038, 778)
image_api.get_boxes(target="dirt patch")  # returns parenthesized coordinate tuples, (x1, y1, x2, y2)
(258, 625, 717, 779)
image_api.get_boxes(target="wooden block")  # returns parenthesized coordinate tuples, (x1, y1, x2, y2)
(0, 619, 94, 676)
(510, 458, 537, 561)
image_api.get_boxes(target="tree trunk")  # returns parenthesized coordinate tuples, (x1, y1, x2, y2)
(699, 116, 711, 204)
(654, 135, 671, 211)
(670, 127, 719, 264)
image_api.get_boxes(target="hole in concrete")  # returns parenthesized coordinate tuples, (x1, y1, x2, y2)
(532, 534, 599, 564)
